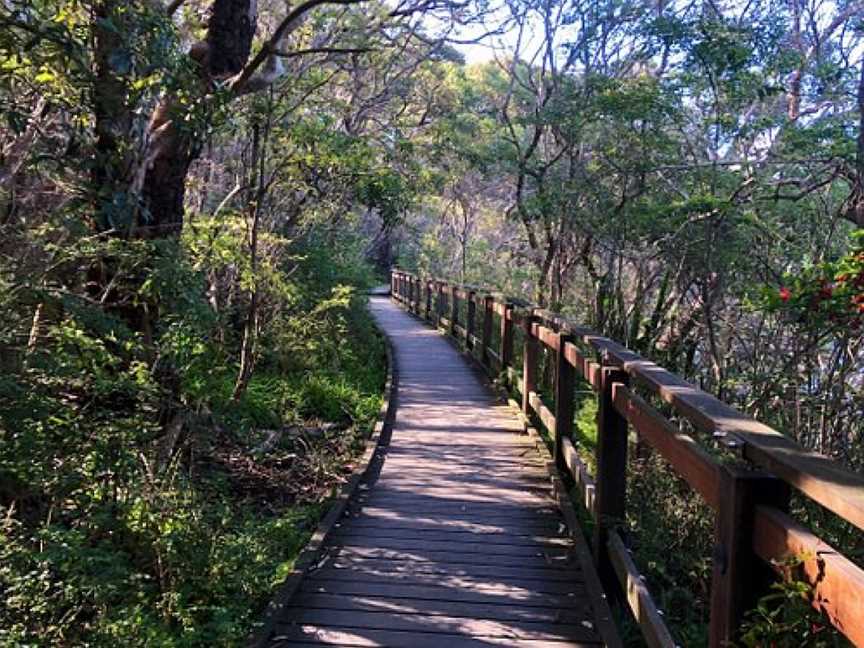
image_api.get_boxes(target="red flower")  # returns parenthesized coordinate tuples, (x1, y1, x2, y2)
(779, 287, 792, 302)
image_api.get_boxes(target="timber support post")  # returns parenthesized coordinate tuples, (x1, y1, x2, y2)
(482, 295, 494, 369)
(553, 332, 575, 474)
(593, 365, 629, 598)
(521, 314, 538, 416)
(425, 280, 432, 321)
(451, 285, 459, 337)
(466, 291, 476, 351)
(500, 302, 514, 369)
(709, 467, 789, 647)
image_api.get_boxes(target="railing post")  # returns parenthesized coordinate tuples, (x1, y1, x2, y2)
(553, 332, 575, 474)
(482, 295, 494, 368)
(391, 271, 396, 297)
(436, 281, 445, 327)
(425, 280, 432, 321)
(709, 468, 789, 647)
(405, 274, 411, 309)
(500, 303, 514, 369)
(466, 291, 476, 350)
(450, 285, 458, 337)
(521, 313, 538, 415)
(411, 276, 419, 313)
(593, 365, 630, 597)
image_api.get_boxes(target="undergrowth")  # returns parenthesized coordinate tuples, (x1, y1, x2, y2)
(0, 227, 386, 646)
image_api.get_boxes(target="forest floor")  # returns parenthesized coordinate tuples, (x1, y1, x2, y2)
(0, 296, 387, 647)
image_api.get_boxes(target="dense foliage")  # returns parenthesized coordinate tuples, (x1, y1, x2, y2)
(393, 1, 864, 645)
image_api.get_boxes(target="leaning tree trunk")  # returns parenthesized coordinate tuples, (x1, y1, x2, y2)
(137, 0, 258, 235)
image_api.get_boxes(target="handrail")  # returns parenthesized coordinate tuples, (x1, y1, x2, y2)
(390, 268, 864, 648)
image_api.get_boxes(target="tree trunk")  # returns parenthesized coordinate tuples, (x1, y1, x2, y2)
(849, 61, 864, 228)
(134, 0, 258, 237)
(233, 101, 271, 401)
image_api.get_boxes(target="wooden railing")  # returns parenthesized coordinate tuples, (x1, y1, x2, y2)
(390, 269, 864, 648)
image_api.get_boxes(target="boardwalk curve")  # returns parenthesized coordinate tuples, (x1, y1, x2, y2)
(268, 296, 619, 647)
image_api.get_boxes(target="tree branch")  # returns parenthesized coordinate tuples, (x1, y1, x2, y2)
(229, 0, 366, 95)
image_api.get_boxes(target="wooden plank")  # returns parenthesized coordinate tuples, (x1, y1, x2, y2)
(297, 579, 588, 608)
(347, 506, 564, 525)
(305, 570, 580, 596)
(371, 467, 550, 482)
(352, 501, 560, 517)
(321, 557, 582, 582)
(607, 530, 677, 648)
(612, 385, 720, 509)
(753, 506, 864, 647)
(277, 610, 600, 642)
(271, 626, 603, 647)
(330, 528, 569, 549)
(343, 518, 562, 536)
(284, 592, 593, 625)
(330, 545, 581, 570)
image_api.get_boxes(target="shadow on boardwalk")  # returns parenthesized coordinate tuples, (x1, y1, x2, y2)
(267, 297, 615, 647)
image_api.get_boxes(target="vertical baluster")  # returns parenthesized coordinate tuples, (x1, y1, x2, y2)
(554, 332, 575, 474)
(482, 295, 494, 369)
(709, 468, 788, 647)
(466, 291, 476, 351)
(500, 302, 514, 370)
(450, 286, 458, 337)
(521, 313, 538, 416)
(593, 365, 629, 596)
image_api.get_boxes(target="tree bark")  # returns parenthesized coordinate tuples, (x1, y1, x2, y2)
(849, 60, 864, 228)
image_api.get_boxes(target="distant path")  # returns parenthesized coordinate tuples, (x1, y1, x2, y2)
(268, 296, 616, 647)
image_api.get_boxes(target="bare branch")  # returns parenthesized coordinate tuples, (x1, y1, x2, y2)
(229, 0, 366, 95)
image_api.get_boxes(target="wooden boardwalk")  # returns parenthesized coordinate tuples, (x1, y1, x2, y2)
(269, 296, 618, 647)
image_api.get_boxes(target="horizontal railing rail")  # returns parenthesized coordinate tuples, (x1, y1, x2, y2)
(390, 268, 864, 648)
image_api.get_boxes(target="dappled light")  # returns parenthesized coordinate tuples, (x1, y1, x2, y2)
(270, 298, 608, 646)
